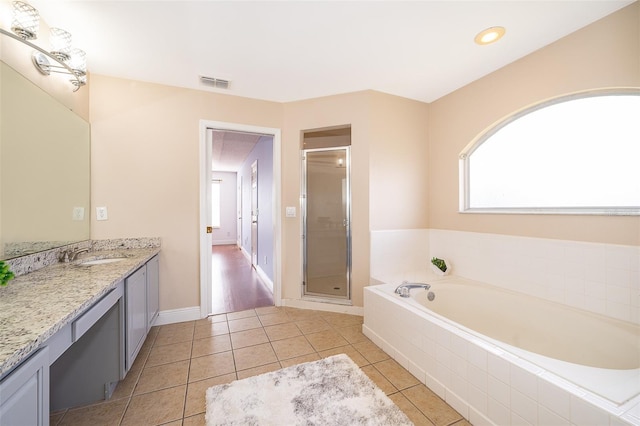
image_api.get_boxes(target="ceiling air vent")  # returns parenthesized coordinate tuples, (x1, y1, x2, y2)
(200, 76, 230, 89)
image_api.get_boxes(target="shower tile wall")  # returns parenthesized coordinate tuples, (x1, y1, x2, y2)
(369, 229, 639, 324)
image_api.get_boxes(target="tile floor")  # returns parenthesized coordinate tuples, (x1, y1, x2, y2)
(50, 307, 471, 426)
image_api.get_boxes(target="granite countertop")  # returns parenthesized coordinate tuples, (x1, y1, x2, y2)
(0, 247, 160, 378)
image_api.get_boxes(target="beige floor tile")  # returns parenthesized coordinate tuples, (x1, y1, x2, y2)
(56, 398, 128, 426)
(192, 334, 232, 357)
(183, 413, 206, 426)
(353, 339, 391, 364)
(320, 312, 364, 328)
(293, 317, 332, 334)
(50, 411, 65, 426)
(236, 362, 282, 380)
(360, 365, 398, 395)
(162, 421, 182, 426)
(279, 352, 321, 368)
(159, 321, 196, 333)
(373, 359, 420, 390)
(284, 307, 322, 321)
(258, 311, 291, 326)
(194, 314, 227, 327)
(226, 309, 256, 320)
(271, 335, 315, 360)
(233, 342, 278, 370)
(184, 373, 237, 417)
(228, 316, 263, 333)
(254, 305, 282, 316)
(194, 321, 230, 339)
(134, 360, 189, 395)
(264, 322, 302, 341)
(335, 324, 369, 344)
(388, 392, 435, 426)
(230, 327, 269, 349)
(111, 368, 142, 400)
(146, 340, 192, 367)
(305, 329, 349, 351)
(318, 345, 370, 367)
(189, 351, 236, 382)
(402, 384, 463, 426)
(155, 327, 195, 346)
(121, 385, 186, 426)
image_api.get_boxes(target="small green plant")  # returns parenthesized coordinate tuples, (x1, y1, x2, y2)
(431, 257, 447, 273)
(0, 261, 15, 287)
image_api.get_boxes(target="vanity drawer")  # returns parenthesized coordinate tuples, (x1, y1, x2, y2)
(72, 284, 124, 342)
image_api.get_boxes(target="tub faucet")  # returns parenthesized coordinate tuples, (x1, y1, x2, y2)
(394, 281, 431, 298)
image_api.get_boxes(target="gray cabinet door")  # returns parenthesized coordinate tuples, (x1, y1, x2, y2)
(125, 266, 147, 371)
(146, 255, 160, 331)
(0, 347, 49, 426)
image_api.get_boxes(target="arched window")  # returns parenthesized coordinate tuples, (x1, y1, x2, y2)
(459, 89, 640, 215)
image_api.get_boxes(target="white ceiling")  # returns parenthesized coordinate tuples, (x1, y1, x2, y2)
(211, 130, 262, 172)
(27, 0, 635, 104)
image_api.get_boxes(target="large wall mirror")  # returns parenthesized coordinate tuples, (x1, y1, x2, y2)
(0, 61, 90, 259)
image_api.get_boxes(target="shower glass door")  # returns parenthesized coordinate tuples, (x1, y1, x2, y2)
(303, 147, 351, 300)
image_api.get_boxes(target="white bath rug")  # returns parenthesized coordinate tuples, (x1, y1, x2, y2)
(205, 354, 412, 426)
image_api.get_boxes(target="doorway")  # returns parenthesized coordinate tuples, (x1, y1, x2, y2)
(199, 121, 282, 318)
(302, 126, 351, 302)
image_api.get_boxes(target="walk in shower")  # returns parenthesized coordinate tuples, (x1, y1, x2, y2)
(302, 127, 351, 302)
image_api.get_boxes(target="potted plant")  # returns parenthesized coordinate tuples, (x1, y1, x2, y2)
(430, 257, 450, 276)
(0, 261, 15, 287)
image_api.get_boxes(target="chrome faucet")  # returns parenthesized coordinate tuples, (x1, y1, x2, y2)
(394, 281, 431, 298)
(68, 248, 90, 261)
(59, 247, 90, 262)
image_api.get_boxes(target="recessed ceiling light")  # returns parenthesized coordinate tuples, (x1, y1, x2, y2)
(474, 26, 506, 45)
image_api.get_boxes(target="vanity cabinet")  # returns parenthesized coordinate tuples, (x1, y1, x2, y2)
(125, 255, 160, 372)
(0, 348, 49, 426)
(125, 265, 147, 371)
(146, 255, 160, 331)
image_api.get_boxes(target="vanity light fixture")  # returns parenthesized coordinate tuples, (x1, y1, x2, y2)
(474, 26, 506, 45)
(2, 1, 88, 91)
(50, 27, 72, 61)
(11, 1, 39, 40)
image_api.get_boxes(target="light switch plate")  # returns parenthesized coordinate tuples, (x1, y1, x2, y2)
(96, 206, 108, 221)
(285, 207, 296, 218)
(72, 207, 85, 221)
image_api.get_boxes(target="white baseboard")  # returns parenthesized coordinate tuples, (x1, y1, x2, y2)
(282, 298, 363, 316)
(212, 239, 237, 246)
(154, 306, 202, 326)
(240, 246, 250, 261)
(255, 265, 273, 292)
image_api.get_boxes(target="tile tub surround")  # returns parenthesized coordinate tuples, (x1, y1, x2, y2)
(370, 229, 640, 324)
(0, 246, 160, 378)
(363, 284, 640, 426)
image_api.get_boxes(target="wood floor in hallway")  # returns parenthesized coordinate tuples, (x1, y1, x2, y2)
(211, 245, 273, 315)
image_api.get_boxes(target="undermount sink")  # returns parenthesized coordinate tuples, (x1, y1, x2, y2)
(78, 258, 127, 266)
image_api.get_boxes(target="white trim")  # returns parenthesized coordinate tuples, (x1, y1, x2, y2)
(240, 246, 251, 261)
(282, 298, 363, 316)
(154, 306, 202, 326)
(199, 120, 283, 319)
(255, 265, 273, 293)
(212, 239, 237, 246)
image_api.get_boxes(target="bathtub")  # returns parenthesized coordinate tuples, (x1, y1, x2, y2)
(363, 276, 640, 425)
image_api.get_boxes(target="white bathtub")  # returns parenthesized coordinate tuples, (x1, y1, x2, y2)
(363, 276, 640, 425)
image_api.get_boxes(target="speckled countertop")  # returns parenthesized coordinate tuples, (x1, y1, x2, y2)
(0, 246, 160, 378)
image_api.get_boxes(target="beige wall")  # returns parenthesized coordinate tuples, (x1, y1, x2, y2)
(428, 2, 640, 246)
(89, 75, 282, 311)
(282, 91, 429, 307)
(90, 2, 638, 313)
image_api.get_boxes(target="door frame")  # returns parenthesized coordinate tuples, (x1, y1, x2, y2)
(250, 160, 258, 267)
(199, 120, 282, 318)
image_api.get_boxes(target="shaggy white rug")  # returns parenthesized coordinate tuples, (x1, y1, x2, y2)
(205, 354, 413, 426)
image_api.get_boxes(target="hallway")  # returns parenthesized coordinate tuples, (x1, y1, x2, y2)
(211, 245, 273, 315)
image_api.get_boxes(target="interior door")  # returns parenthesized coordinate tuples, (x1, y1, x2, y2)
(237, 176, 243, 248)
(303, 147, 351, 300)
(250, 161, 258, 267)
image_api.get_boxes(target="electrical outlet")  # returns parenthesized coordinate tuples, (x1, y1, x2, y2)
(264, 256, 268, 265)
(96, 206, 108, 221)
(72, 207, 85, 221)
